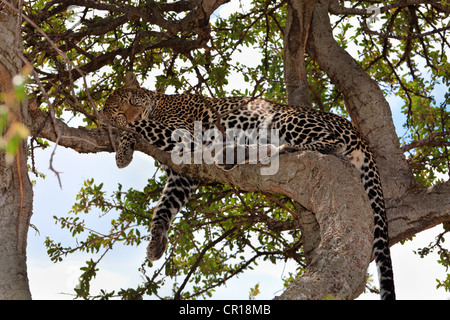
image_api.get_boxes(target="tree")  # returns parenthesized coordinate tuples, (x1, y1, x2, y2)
(0, 0, 33, 299)
(0, 0, 449, 299)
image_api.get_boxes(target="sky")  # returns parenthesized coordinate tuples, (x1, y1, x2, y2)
(25, 0, 449, 300)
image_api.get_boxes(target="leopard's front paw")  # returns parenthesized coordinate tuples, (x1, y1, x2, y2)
(116, 148, 134, 168)
(147, 226, 168, 261)
(116, 133, 136, 168)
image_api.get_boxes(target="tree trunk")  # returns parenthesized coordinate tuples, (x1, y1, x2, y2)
(0, 1, 34, 300)
(283, 0, 316, 107)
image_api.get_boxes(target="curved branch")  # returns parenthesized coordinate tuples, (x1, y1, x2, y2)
(387, 182, 450, 245)
(362, 24, 450, 40)
(401, 131, 450, 152)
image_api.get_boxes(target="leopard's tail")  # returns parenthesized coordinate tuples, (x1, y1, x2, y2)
(347, 147, 396, 300)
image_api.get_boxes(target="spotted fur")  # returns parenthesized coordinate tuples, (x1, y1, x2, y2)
(101, 72, 395, 300)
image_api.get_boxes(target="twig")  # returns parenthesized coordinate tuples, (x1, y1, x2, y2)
(173, 225, 239, 300)
(401, 131, 450, 152)
(2, 0, 120, 181)
(18, 52, 63, 187)
(362, 24, 450, 40)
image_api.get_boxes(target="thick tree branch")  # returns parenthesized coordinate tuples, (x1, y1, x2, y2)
(46, 0, 228, 35)
(283, 0, 316, 107)
(387, 182, 450, 245)
(27, 101, 113, 154)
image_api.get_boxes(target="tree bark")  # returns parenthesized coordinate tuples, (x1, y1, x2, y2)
(0, 1, 34, 300)
(283, 0, 316, 107)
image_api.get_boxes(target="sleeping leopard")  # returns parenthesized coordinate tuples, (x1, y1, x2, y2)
(100, 72, 395, 300)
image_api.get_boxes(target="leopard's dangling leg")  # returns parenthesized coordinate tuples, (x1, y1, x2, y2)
(147, 167, 198, 261)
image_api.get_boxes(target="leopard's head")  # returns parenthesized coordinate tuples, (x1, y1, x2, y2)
(101, 72, 150, 126)
(101, 72, 153, 169)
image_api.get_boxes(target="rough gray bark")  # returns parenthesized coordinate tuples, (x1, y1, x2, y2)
(0, 1, 34, 300)
(387, 183, 450, 245)
(283, 0, 316, 107)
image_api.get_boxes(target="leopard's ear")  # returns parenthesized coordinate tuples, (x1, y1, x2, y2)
(125, 72, 140, 88)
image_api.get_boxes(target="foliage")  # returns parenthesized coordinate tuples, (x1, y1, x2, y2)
(45, 172, 304, 299)
(352, 2, 450, 185)
(21, 0, 450, 299)
(415, 223, 450, 293)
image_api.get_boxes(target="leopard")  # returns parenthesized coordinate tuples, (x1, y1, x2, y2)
(101, 72, 396, 300)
